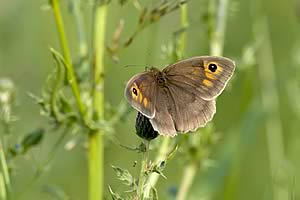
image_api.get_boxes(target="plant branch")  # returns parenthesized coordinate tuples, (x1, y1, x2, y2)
(210, 0, 229, 56)
(89, 1, 108, 200)
(178, 3, 188, 58)
(176, 0, 229, 199)
(253, 16, 287, 200)
(49, 0, 86, 116)
(0, 140, 11, 200)
(137, 140, 150, 200)
(143, 3, 189, 198)
(73, 0, 88, 58)
(144, 137, 171, 198)
(176, 162, 197, 200)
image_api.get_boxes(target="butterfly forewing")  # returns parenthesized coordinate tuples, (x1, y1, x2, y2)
(124, 72, 157, 118)
(163, 56, 235, 100)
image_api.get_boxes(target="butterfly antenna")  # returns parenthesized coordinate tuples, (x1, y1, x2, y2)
(123, 64, 146, 68)
(145, 66, 152, 71)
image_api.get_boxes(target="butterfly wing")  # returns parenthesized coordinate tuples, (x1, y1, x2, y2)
(124, 72, 157, 118)
(150, 84, 216, 136)
(125, 56, 235, 136)
(163, 56, 235, 100)
(149, 87, 176, 136)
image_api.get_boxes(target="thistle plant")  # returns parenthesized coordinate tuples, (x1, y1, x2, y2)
(0, 78, 15, 200)
(1, 0, 295, 199)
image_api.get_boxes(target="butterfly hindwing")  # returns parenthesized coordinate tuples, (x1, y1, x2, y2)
(150, 83, 216, 136)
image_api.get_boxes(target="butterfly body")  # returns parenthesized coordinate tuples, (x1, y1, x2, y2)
(125, 56, 235, 137)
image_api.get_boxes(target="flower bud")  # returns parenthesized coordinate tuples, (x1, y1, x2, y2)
(135, 112, 158, 140)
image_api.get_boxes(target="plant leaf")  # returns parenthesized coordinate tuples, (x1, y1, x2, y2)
(21, 128, 45, 153)
(148, 186, 158, 200)
(111, 165, 136, 189)
(108, 185, 124, 200)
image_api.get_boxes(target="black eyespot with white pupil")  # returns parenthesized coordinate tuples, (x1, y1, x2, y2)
(208, 63, 218, 72)
(132, 88, 138, 96)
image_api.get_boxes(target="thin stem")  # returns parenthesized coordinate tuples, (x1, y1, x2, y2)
(179, 4, 188, 59)
(176, 149, 198, 200)
(210, 0, 229, 56)
(144, 137, 171, 198)
(176, 162, 197, 200)
(89, 2, 108, 200)
(176, 0, 229, 199)
(49, 0, 86, 116)
(144, 3, 188, 198)
(253, 17, 287, 200)
(15, 127, 69, 200)
(89, 133, 104, 200)
(0, 140, 11, 200)
(137, 140, 150, 200)
(73, 0, 88, 58)
(50, 1, 107, 199)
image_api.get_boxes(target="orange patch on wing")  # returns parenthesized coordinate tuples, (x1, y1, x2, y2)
(205, 72, 215, 80)
(215, 66, 223, 75)
(192, 68, 200, 75)
(202, 79, 213, 87)
(139, 93, 143, 103)
(143, 98, 148, 107)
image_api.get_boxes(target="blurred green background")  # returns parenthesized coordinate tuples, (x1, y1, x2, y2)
(1, 0, 300, 199)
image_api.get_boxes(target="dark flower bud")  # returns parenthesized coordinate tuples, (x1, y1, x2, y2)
(135, 112, 158, 140)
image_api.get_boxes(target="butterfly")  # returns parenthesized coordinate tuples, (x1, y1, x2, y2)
(124, 56, 235, 137)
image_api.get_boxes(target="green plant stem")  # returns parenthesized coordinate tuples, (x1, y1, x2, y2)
(143, 4, 188, 198)
(176, 4, 194, 200)
(176, 1, 229, 199)
(0, 140, 11, 200)
(253, 17, 287, 200)
(137, 140, 150, 200)
(50, 0, 86, 116)
(89, 2, 108, 200)
(176, 149, 197, 200)
(73, 0, 88, 58)
(89, 133, 104, 200)
(210, 0, 229, 56)
(144, 137, 171, 198)
(178, 4, 188, 58)
(50, 1, 107, 199)
(176, 162, 197, 200)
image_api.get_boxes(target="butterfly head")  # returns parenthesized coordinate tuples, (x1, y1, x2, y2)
(147, 67, 167, 86)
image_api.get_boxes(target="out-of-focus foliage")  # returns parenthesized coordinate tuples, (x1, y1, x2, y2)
(0, 0, 299, 199)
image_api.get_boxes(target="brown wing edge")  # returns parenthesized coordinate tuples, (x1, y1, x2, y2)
(201, 56, 236, 100)
(180, 99, 216, 134)
(149, 100, 216, 137)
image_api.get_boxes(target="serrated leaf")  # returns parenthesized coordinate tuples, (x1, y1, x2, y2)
(111, 165, 136, 188)
(118, 142, 146, 153)
(108, 185, 124, 200)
